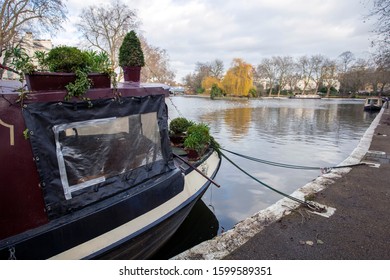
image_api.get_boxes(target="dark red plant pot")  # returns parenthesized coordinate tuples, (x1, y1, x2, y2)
(169, 134, 186, 146)
(25, 72, 111, 92)
(185, 149, 200, 161)
(122, 66, 141, 83)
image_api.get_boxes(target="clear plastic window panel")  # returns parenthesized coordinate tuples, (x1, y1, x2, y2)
(53, 113, 162, 200)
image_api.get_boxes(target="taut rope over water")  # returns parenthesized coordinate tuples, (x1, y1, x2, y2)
(221, 147, 366, 173)
(220, 150, 326, 213)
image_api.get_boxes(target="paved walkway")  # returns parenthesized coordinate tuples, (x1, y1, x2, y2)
(174, 105, 390, 260)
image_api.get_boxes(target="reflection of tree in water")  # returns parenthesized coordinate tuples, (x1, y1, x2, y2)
(223, 107, 253, 138)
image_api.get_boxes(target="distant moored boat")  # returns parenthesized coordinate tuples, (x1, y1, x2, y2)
(364, 97, 383, 111)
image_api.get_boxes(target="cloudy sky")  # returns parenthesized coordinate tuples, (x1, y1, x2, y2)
(53, 0, 376, 82)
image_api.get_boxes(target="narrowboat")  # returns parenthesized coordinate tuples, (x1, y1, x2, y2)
(364, 97, 383, 111)
(0, 80, 221, 259)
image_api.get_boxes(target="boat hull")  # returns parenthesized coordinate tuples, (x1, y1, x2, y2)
(0, 151, 220, 260)
(95, 189, 203, 260)
(0, 169, 183, 259)
(364, 104, 382, 111)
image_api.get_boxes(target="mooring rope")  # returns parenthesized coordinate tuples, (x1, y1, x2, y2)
(221, 147, 366, 173)
(220, 150, 323, 212)
(167, 95, 185, 120)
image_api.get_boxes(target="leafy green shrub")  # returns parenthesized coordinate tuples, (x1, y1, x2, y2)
(46, 46, 90, 72)
(249, 87, 258, 98)
(196, 87, 205, 94)
(184, 123, 211, 154)
(210, 84, 224, 99)
(9, 47, 36, 76)
(169, 117, 194, 135)
(33, 51, 49, 71)
(118, 30, 145, 67)
(84, 50, 112, 73)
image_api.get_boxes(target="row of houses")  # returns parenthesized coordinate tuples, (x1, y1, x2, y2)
(256, 78, 341, 94)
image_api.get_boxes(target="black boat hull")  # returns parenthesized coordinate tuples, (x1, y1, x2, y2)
(95, 189, 206, 260)
(0, 151, 221, 260)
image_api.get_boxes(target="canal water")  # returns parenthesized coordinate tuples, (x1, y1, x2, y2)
(153, 96, 378, 259)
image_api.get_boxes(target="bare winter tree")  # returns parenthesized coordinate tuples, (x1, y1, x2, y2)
(340, 58, 370, 95)
(296, 55, 317, 94)
(310, 54, 326, 93)
(322, 58, 339, 97)
(338, 51, 355, 73)
(365, 56, 390, 95)
(338, 51, 356, 94)
(366, 0, 390, 70)
(285, 71, 301, 95)
(208, 59, 224, 80)
(140, 36, 175, 84)
(76, 0, 140, 71)
(256, 58, 277, 96)
(273, 56, 294, 96)
(367, 0, 390, 44)
(183, 61, 212, 93)
(0, 0, 67, 77)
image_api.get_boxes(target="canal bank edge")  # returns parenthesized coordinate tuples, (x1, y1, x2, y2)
(172, 107, 384, 260)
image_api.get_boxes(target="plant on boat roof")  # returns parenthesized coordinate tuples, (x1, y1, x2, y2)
(43, 46, 93, 100)
(46, 47, 115, 101)
(9, 46, 113, 74)
(46, 47, 114, 73)
(9, 47, 36, 76)
(8, 48, 35, 104)
(83, 50, 116, 88)
(84, 50, 114, 74)
(118, 30, 145, 67)
(169, 117, 195, 135)
(45, 46, 90, 73)
(64, 69, 92, 101)
(184, 123, 211, 155)
(8, 46, 114, 103)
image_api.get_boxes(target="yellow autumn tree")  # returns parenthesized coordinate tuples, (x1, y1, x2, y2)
(222, 58, 254, 96)
(201, 76, 223, 94)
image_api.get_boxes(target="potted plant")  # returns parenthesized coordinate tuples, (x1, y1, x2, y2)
(19, 46, 111, 92)
(183, 123, 211, 160)
(118, 30, 145, 83)
(169, 117, 194, 146)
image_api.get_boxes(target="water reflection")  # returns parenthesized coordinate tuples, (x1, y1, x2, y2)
(167, 97, 376, 232)
(223, 107, 252, 138)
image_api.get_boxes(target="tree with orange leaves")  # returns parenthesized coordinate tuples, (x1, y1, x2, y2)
(222, 58, 254, 96)
(201, 76, 223, 94)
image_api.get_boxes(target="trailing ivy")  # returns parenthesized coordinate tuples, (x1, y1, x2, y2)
(64, 69, 92, 101)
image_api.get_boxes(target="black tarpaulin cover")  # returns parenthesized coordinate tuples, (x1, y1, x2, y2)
(22, 95, 174, 219)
